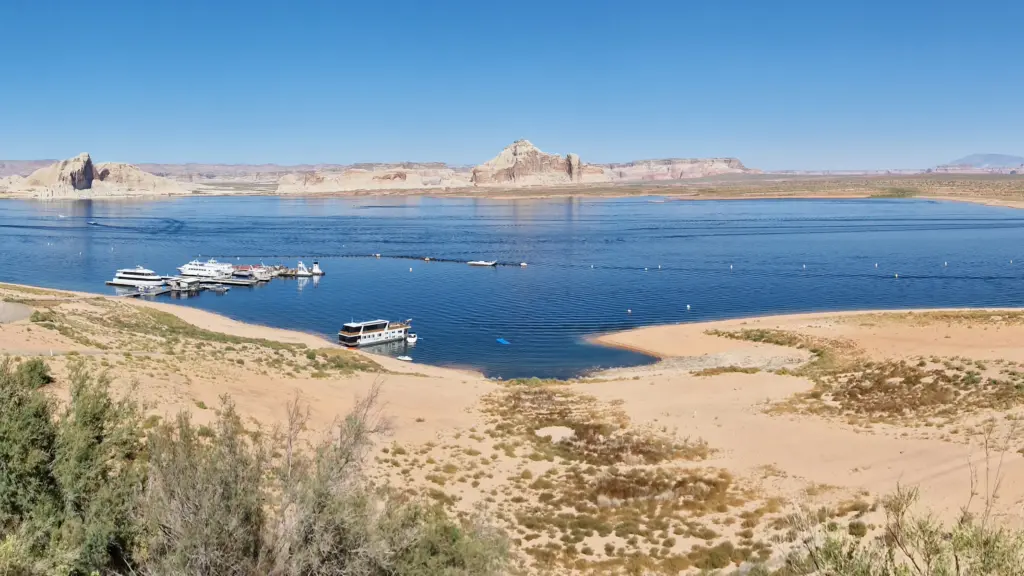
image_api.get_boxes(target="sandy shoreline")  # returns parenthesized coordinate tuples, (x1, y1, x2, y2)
(5, 185, 1024, 210)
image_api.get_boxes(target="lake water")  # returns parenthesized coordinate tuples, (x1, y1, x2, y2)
(2, 196, 1024, 378)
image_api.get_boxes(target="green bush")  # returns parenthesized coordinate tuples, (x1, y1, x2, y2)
(784, 486, 1024, 575)
(0, 361, 508, 576)
(14, 359, 51, 389)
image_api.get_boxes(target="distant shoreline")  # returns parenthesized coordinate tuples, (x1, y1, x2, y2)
(5, 189, 1024, 209)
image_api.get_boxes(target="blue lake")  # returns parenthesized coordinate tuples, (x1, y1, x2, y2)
(2, 196, 1024, 378)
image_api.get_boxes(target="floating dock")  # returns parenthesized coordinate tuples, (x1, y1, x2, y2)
(199, 277, 259, 287)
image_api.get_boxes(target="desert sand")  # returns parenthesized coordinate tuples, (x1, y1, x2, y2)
(4, 282, 1024, 574)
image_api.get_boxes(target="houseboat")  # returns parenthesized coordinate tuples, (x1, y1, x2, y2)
(338, 319, 411, 347)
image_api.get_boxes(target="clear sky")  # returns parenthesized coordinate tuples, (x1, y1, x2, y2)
(1, 0, 1021, 170)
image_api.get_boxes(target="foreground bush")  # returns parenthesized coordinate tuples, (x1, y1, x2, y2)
(0, 359, 507, 576)
(775, 485, 1024, 575)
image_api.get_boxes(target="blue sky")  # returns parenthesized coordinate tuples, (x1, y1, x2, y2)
(1, 0, 1021, 170)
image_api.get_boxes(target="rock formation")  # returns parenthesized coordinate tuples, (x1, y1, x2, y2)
(599, 158, 753, 181)
(276, 166, 472, 193)
(470, 140, 589, 186)
(0, 153, 188, 198)
(0, 142, 757, 196)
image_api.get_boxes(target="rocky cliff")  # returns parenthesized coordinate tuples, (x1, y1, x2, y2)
(0, 142, 757, 196)
(0, 153, 188, 198)
(599, 158, 753, 181)
(276, 165, 472, 193)
(471, 139, 586, 186)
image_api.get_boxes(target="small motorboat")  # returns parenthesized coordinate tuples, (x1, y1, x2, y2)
(468, 260, 497, 267)
(87, 221, 98, 226)
(397, 355, 413, 362)
(208, 284, 230, 294)
(406, 333, 418, 344)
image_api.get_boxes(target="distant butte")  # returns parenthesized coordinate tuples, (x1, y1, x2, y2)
(0, 141, 757, 197)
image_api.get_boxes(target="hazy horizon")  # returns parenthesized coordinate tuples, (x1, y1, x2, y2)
(1, 0, 1021, 171)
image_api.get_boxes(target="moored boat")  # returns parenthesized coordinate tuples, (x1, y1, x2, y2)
(311, 261, 325, 276)
(338, 319, 411, 347)
(295, 261, 313, 277)
(178, 258, 235, 278)
(108, 266, 166, 287)
(468, 260, 497, 267)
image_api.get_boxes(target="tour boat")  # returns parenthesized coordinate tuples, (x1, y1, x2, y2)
(177, 259, 235, 278)
(109, 266, 166, 287)
(295, 261, 313, 277)
(467, 260, 497, 267)
(311, 261, 325, 276)
(338, 319, 411, 347)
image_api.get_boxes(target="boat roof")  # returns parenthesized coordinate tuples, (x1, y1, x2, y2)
(343, 319, 390, 327)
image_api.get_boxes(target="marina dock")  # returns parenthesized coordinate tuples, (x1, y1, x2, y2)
(199, 277, 259, 287)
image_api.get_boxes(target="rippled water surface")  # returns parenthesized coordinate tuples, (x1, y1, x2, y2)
(2, 196, 1024, 378)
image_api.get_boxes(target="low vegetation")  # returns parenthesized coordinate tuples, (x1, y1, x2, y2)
(0, 358, 506, 575)
(708, 327, 1024, 428)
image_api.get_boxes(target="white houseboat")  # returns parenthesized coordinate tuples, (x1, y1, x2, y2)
(108, 266, 166, 287)
(338, 319, 411, 347)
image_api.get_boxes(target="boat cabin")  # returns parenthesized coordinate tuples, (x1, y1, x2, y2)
(338, 319, 410, 347)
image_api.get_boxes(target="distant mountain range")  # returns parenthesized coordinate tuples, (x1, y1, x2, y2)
(946, 154, 1024, 168)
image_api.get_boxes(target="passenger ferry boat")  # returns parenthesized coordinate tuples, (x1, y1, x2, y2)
(177, 259, 234, 278)
(109, 266, 166, 287)
(338, 319, 411, 347)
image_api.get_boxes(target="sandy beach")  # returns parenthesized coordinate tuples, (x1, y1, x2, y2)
(5, 282, 1024, 573)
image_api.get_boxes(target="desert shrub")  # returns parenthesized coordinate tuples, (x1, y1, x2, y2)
(785, 486, 1024, 575)
(14, 359, 51, 389)
(0, 362, 507, 576)
(0, 359, 144, 574)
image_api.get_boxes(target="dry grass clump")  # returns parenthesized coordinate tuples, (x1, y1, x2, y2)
(482, 384, 712, 465)
(512, 465, 775, 573)
(709, 328, 1024, 426)
(692, 366, 761, 377)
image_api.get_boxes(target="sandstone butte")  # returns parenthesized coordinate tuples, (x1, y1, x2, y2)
(0, 153, 187, 199)
(0, 142, 756, 198)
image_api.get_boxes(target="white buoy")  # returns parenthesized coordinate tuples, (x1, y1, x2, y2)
(658, 265, 661, 269)
(409, 268, 413, 272)
(944, 261, 947, 267)
(895, 273, 899, 278)
(591, 265, 594, 269)
(627, 309, 632, 314)
(644, 267, 648, 271)
(875, 263, 878, 268)
(686, 304, 691, 310)
(802, 264, 806, 269)
(730, 264, 733, 270)
(520, 262, 527, 267)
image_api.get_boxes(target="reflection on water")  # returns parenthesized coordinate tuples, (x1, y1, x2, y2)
(4, 196, 1024, 378)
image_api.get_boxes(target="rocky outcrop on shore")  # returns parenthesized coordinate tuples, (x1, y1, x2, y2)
(471, 139, 589, 186)
(599, 157, 754, 181)
(0, 153, 188, 198)
(276, 165, 472, 193)
(0, 143, 757, 196)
